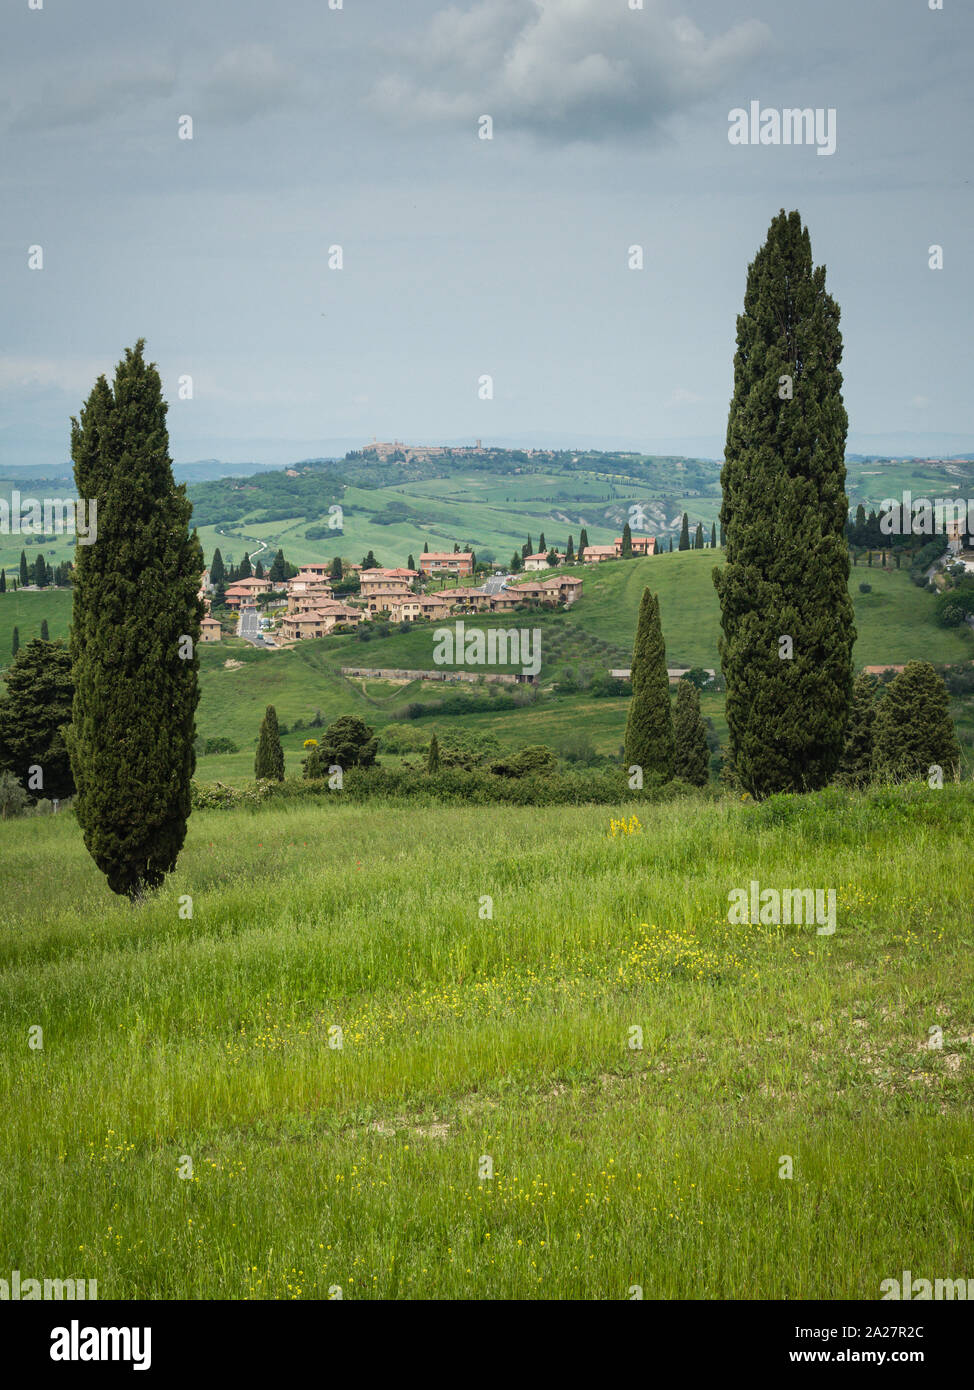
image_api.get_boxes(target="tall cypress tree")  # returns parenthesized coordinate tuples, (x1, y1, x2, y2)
(0, 569, 6, 594)
(694, 522, 704, 550)
(837, 670, 877, 788)
(11, 626, 19, 657)
(872, 661, 959, 782)
(0, 638, 75, 799)
(714, 210, 855, 796)
(579, 528, 589, 554)
(255, 704, 285, 781)
(238, 551, 252, 580)
(209, 547, 226, 599)
(68, 341, 203, 900)
(711, 522, 717, 548)
(673, 679, 709, 786)
(19, 551, 29, 586)
(40, 619, 49, 641)
(678, 514, 690, 550)
(565, 535, 574, 564)
(269, 548, 286, 584)
(538, 532, 546, 554)
(407, 554, 415, 572)
(621, 522, 633, 558)
(624, 589, 674, 780)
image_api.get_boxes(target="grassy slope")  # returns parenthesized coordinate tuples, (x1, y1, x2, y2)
(1, 788, 971, 1299)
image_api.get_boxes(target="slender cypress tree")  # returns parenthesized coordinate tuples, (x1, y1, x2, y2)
(255, 558, 265, 579)
(209, 547, 226, 600)
(678, 514, 690, 550)
(330, 556, 343, 581)
(423, 540, 429, 553)
(836, 670, 878, 788)
(68, 341, 203, 900)
(0, 569, 5, 594)
(538, 532, 546, 554)
(427, 732, 440, 772)
(33, 554, 48, 587)
(0, 638, 74, 799)
(621, 522, 633, 558)
(694, 522, 704, 550)
(714, 209, 855, 796)
(872, 661, 960, 782)
(565, 535, 574, 564)
(238, 551, 252, 579)
(11, 626, 19, 657)
(624, 589, 674, 780)
(40, 619, 49, 641)
(673, 679, 709, 786)
(579, 528, 589, 553)
(407, 554, 415, 572)
(711, 523, 717, 548)
(255, 704, 285, 781)
(268, 548, 286, 583)
(19, 551, 29, 586)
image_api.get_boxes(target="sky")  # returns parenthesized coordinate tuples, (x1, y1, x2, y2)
(1, 0, 972, 469)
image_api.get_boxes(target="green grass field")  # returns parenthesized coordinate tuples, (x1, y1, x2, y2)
(1, 786, 971, 1299)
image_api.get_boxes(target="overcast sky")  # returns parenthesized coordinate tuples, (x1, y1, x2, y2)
(1, 0, 971, 468)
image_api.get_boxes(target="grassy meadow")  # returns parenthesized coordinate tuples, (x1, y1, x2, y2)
(1, 786, 972, 1299)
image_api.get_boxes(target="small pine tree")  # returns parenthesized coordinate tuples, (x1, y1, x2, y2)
(255, 705, 285, 781)
(427, 733, 440, 772)
(624, 589, 674, 780)
(836, 671, 878, 787)
(679, 514, 690, 550)
(673, 679, 709, 786)
(872, 661, 960, 782)
(40, 619, 49, 641)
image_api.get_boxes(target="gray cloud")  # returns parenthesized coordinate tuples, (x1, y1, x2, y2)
(371, 0, 772, 138)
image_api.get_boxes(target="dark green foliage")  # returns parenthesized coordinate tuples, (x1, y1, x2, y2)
(254, 559, 264, 579)
(678, 514, 690, 550)
(407, 554, 415, 572)
(579, 528, 589, 553)
(836, 671, 878, 788)
(621, 523, 633, 558)
(33, 554, 48, 587)
(0, 638, 75, 800)
(711, 523, 717, 548)
(19, 551, 28, 586)
(0, 569, 4, 593)
(316, 715, 377, 770)
(426, 732, 440, 772)
(209, 548, 226, 596)
(330, 556, 343, 581)
(238, 551, 252, 579)
(714, 210, 855, 797)
(11, 626, 19, 657)
(68, 341, 203, 900)
(490, 744, 557, 778)
(361, 550, 378, 570)
(624, 588, 674, 780)
(694, 522, 704, 550)
(511, 551, 522, 572)
(565, 536, 575, 564)
(672, 679, 709, 786)
(40, 619, 49, 641)
(202, 737, 238, 755)
(254, 705, 285, 781)
(872, 661, 960, 782)
(538, 532, 546, 553)
(268, 549, 286, 583)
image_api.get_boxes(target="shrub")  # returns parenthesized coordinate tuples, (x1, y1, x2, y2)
(202, 737, 239, 755)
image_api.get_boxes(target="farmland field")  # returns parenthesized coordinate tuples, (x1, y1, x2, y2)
(1, 786, 971, 1299)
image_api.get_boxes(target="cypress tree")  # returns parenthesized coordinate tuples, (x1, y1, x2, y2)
(872, 661, 960, 782)
(407, 554, 415, 572)
(255, 704, 285, 781)
(0, 569, 5, 593)
(694, 522, 704, 550)
(678, 514, 690, 550)
(238, 551, 252, 579)
(579, 528, 589, 553)
(427, 732, 440, 772)
(19, 551, 28, 586)
(623, 588, 674, 780)
(68, 341, 203, 900)
(255, 558, 265, 579)
(0, 637, 75, 799)
(40, 618, 49, 641)
(538, 532, 546, 554)
(11, 626, 19, 657)
(210, 547, 226, 594)
(714, 209, 855, 797)
(269, 548, 286, 583)
(33, 554, 48, 587)
(423, 541, 429, 553)
(836, 670, 877, 788)
(621, 522, 633, 558)
(668, 536, 674, 553)
(330, 556, 343, 581)
(711, 523, 717, 548)
(511, 551, 522, 572)
(523, 537, 533, 558)
(565, 536, 574, 564)
(672, 679, 709, 787)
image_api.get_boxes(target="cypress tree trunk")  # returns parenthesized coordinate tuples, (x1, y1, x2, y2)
(255, 705, 285, 781)
(714, 210, 855, 796)
(68, 342, 203, 900)
(673, 679, 710, 786)
(624, 588, 674, 780)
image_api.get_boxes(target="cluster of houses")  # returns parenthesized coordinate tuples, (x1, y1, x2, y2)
(196, 529, 657, 647)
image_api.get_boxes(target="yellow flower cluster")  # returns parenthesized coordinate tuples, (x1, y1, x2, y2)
(608, 815, 642, 838)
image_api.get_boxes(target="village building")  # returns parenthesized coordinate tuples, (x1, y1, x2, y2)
(613, 535, 656, 556)
(522, 551, 562, 571)
(419, 551, 474, 578)
(200, 616, 222, 643)
(279, 602, 365, 641)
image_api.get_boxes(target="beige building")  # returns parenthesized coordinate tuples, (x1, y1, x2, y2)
(200, 616, 222, 643)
